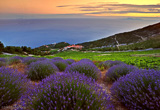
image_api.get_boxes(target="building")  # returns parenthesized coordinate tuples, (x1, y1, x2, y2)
(63, 45, 83, 51)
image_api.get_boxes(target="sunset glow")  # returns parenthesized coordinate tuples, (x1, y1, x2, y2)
(0, 0, 160, 17)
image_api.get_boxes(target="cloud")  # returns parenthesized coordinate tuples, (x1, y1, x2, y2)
(57, 5, 71, 7)
(57, 2, 160, 15)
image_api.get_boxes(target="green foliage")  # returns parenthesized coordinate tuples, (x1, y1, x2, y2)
(119, 35, 160, 50)
(54, 42, 70, 48)
(50, 49, 58, 54)
(45, 50, 160, 69)
(4, 46, 23, 54)
(3, 45, 50, 56)
(0, 41, 4, 54)
(52, 60, 68, 71)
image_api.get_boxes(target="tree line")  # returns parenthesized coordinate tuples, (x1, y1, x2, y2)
(0, 41, 50, 56)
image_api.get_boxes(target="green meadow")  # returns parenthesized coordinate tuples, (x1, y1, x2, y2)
(1, 49, 160, 69)
(45, 50, 160, 69)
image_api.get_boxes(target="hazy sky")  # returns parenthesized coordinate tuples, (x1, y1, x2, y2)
(0, 0, 160, 18)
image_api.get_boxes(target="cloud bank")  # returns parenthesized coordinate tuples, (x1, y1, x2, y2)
(57, 2, 160, 15)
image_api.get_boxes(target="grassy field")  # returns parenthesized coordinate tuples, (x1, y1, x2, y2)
(44, 50, 160, 69)
(0, 49, 160, 109)
(0, 49, 160, 69)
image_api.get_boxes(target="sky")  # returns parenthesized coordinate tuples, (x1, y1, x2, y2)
(0, 0, 160, 18)
(0, 0, 160, 48)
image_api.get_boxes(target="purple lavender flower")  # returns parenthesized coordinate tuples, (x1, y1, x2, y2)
(0, 58, 7, 62)
(111, 69, 160, 110)
(0, 67, 28, 108)
(65, 59, 75, 65)
(27, 60, 59, 81)
(37, 57, 48, 61)
(22, 72, 114, 110)
(79, 59, 93, 63)
(0, 58, 7, 67)
(65, 60, 101, 80)
(105, 64, 137, 82)
(99, 60, 124, 69)
(8, 56, 23, 65)
(52, 57, 63, 60)
(22, 57, 38, 65)
(52, 59, 69, 71)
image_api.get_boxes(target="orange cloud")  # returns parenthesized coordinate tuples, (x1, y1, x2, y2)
(0, 0, 160, 17)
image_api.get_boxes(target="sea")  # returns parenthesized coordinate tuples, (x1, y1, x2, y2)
(0, 18, 159, 48)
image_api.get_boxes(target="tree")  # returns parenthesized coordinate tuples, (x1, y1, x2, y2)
(0, 41, 4, 54)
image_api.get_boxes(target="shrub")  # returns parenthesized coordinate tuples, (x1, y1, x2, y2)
(0, 61, 6, 67)
(52, 57, 63, 60)
(105, 64, 137, 82)
(27, 60, 58, 81)
(65, 59, 75, 65)
(52, 60, 68, 71)
(99, 60, 124, 69)
(0, 67, 27, 108)
(23, 73, 113, 110)
(65, 61, 100, 80)
(22, 57, 38, 65)
(111, 69, 160, 110)
(8, 56, 23, 65)
(98, 60, 113, 69)
(37, 57, 48, 61)
(157, 66, 160, 70)
(0, 58, 7, 67)
(79, 59, 93, 63)
(0, 58, 7, 62)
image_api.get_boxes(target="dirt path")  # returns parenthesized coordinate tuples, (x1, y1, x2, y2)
(97, 69, 128, 110)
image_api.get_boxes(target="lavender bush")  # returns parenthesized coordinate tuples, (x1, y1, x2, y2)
(99, 60, 124, 69)
(0, 58, 7, 62)
(98, 60, 113, 69)
(0, 61, 6, 67)
(22, 57, 38, 65)
(65, 59, 75, 65)
(65, 61, 100, 80)
(37, 57, 48, 61)
(105, 64, 137, 82)
(23, 72, 113, 110)
(27, 60, 58, 81)
(52, 57, 63, 60)
(0, 58, 7, 67)
(79, 59, 93, 63)
(8, 56, 23, 65)
(52, 60, 68, 71)
(0, 67, 27, 108)
(111, 69, 160, 110)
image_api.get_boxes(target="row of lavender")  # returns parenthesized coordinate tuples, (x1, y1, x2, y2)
(0, 56, 160, 109)
(100, 60, 160, 109)
(0, 56, 113, 109)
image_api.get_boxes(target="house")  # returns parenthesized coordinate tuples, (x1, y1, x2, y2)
(63, 45, 83, 51)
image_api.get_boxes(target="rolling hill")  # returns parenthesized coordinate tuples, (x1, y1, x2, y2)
(78, 22, 160, 48)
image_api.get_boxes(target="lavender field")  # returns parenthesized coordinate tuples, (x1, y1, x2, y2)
(0, 56, 160, 110)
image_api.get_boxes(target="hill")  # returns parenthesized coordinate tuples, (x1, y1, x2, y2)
(35, 42, 70, 51)
(78, 22, 160, 48)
